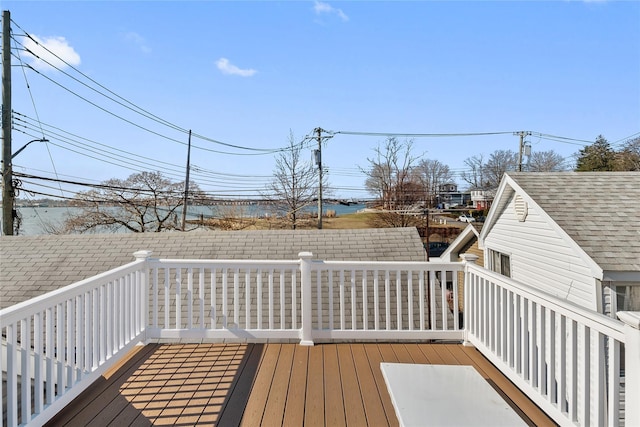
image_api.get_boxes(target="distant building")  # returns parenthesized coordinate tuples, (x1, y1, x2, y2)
(470, 189, 496, 210)
(436, 183, 470, 209)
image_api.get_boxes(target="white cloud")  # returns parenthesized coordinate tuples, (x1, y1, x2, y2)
(215, 58, 257, 77)
(23, 35, 81, 72)
(313, 1, 349, 22)
(123, 31, 151, 54)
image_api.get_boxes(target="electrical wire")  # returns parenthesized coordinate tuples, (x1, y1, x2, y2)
(11, 25, 70, 203)
(330, 130, 516, 138)
(10, 24, 293, 154)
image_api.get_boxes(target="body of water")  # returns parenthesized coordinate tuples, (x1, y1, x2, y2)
(9, 203, 366, 235)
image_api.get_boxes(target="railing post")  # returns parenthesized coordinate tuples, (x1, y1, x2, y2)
(299, 252, 314, 346)
(133, 251, 153, 340)
(460, 254, 479, 347)
(618, 311, 640, 427)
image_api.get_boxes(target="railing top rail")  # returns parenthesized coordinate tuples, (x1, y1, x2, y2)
(150, 258, 301, 268)
(313, 260, 464, 270)
(0, 259, 146, 325)
(467, 263, 625, 342)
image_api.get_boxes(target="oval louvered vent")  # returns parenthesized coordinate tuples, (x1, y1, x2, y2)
(514, 194, 528, 222)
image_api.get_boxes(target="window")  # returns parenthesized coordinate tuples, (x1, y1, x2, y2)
(489, 249, 511, 278)
(614, 284, 640, 312)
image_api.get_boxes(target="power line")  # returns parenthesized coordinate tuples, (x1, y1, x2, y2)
(331, 130, 516, 138)
(10, 24, 292, 154)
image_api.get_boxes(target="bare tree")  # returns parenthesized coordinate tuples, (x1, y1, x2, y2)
(461, 154, 487, 190)
(57, 171, 195, 233)
(527, 150, 569, 172)
(363, 137, 419, 209)
(362, 137, 424, 227)
(484, 149, 518, 189)
(413, 158, 454, 207)
(266, 131, 319, 230)
(615, 136, 640, 171)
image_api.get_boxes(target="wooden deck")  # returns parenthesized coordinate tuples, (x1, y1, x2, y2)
(45, 342, 556, 427)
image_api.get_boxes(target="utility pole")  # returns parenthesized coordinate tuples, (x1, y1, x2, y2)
(315, 127, 323, 229)
(2, 10, 13, 236)
(181, 130, 192, 231)
(515, 131, 531, 172)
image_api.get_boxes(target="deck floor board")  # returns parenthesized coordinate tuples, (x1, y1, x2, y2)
(46, 342, 556, 427)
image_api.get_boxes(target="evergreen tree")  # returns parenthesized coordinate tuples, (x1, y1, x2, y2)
(575, 135, 616, 171)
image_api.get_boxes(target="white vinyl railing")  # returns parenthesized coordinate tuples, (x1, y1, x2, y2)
(144, 252, 464, 343)
(0, 252, 149, 427)
(465, 262, 636, 427)
(2, 250, 639, 427)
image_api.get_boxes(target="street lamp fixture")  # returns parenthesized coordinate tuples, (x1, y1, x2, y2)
(2, 137, 49, 235)
(12, 138, 49, 159)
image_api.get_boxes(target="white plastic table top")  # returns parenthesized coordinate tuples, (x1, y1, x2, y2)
(380, 363, 527, 427)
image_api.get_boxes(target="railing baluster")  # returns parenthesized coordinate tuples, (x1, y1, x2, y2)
(84, 291, 91, 374)
(452, 270, 459, 331)
(164, 267, 170, 329)
(363, 269, 368, 331)
(105, 282, 112, 361)
(407, 270, 412, 331)
(21, 317, 31, 423)
(529, 300, 536, 387)
(515, 294, 522, 375)
(222, 268, 229, 328)
(188, 267, 194, 329)
(152, 267, 158, 328)
(521, 296, 529, 381)
(280, 269, 286, 329)
(568, 319, 578, 422)
(176, 268, 182, 329)
(593, 330, 605, 426)
(351, 270, 357, 330)
(441, 269, 448, 332)
(200, 267, 206, 329)
(66, 298, 74, 385)
(340, 270, 346, 330)
(607, 338, 620, 427)
(429, 270, 436, 330)
(34, 310, 44, 413)
(580, 325, 591, 426)
(292, 268, 297, 329)
(557, 314, 567, 414)
(92, 289, 99, 371)
(268, 269, 274, 330)
(317, 269, 322, 329)
(256, 268, 261, 329)
(212, 268, 218, 329)
(327, 269, 334, 330)
(57, 302, 65, 396)
(384, 270, 390, 330)
(245, 270, 251, 329)
(75, 295, 83, 378)
(395, 270, 401, 331)
(537, 304, 545, 393)
(374, 270, 380, 331)
(6, 322, 17, 427)
(233, 268, 239, 328)
(546, 308, 556, 405)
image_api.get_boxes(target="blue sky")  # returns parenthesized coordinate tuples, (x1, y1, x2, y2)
(4, 0, 639, 200)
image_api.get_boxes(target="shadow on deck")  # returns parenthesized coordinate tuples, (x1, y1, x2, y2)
(45, 343, 557, 427)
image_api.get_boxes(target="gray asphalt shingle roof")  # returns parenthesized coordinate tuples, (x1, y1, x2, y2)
(506, 171, 640, 273)
(0, 228, 425, 309)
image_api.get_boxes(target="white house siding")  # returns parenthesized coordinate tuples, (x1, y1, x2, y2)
(484, 194, 597, 311)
